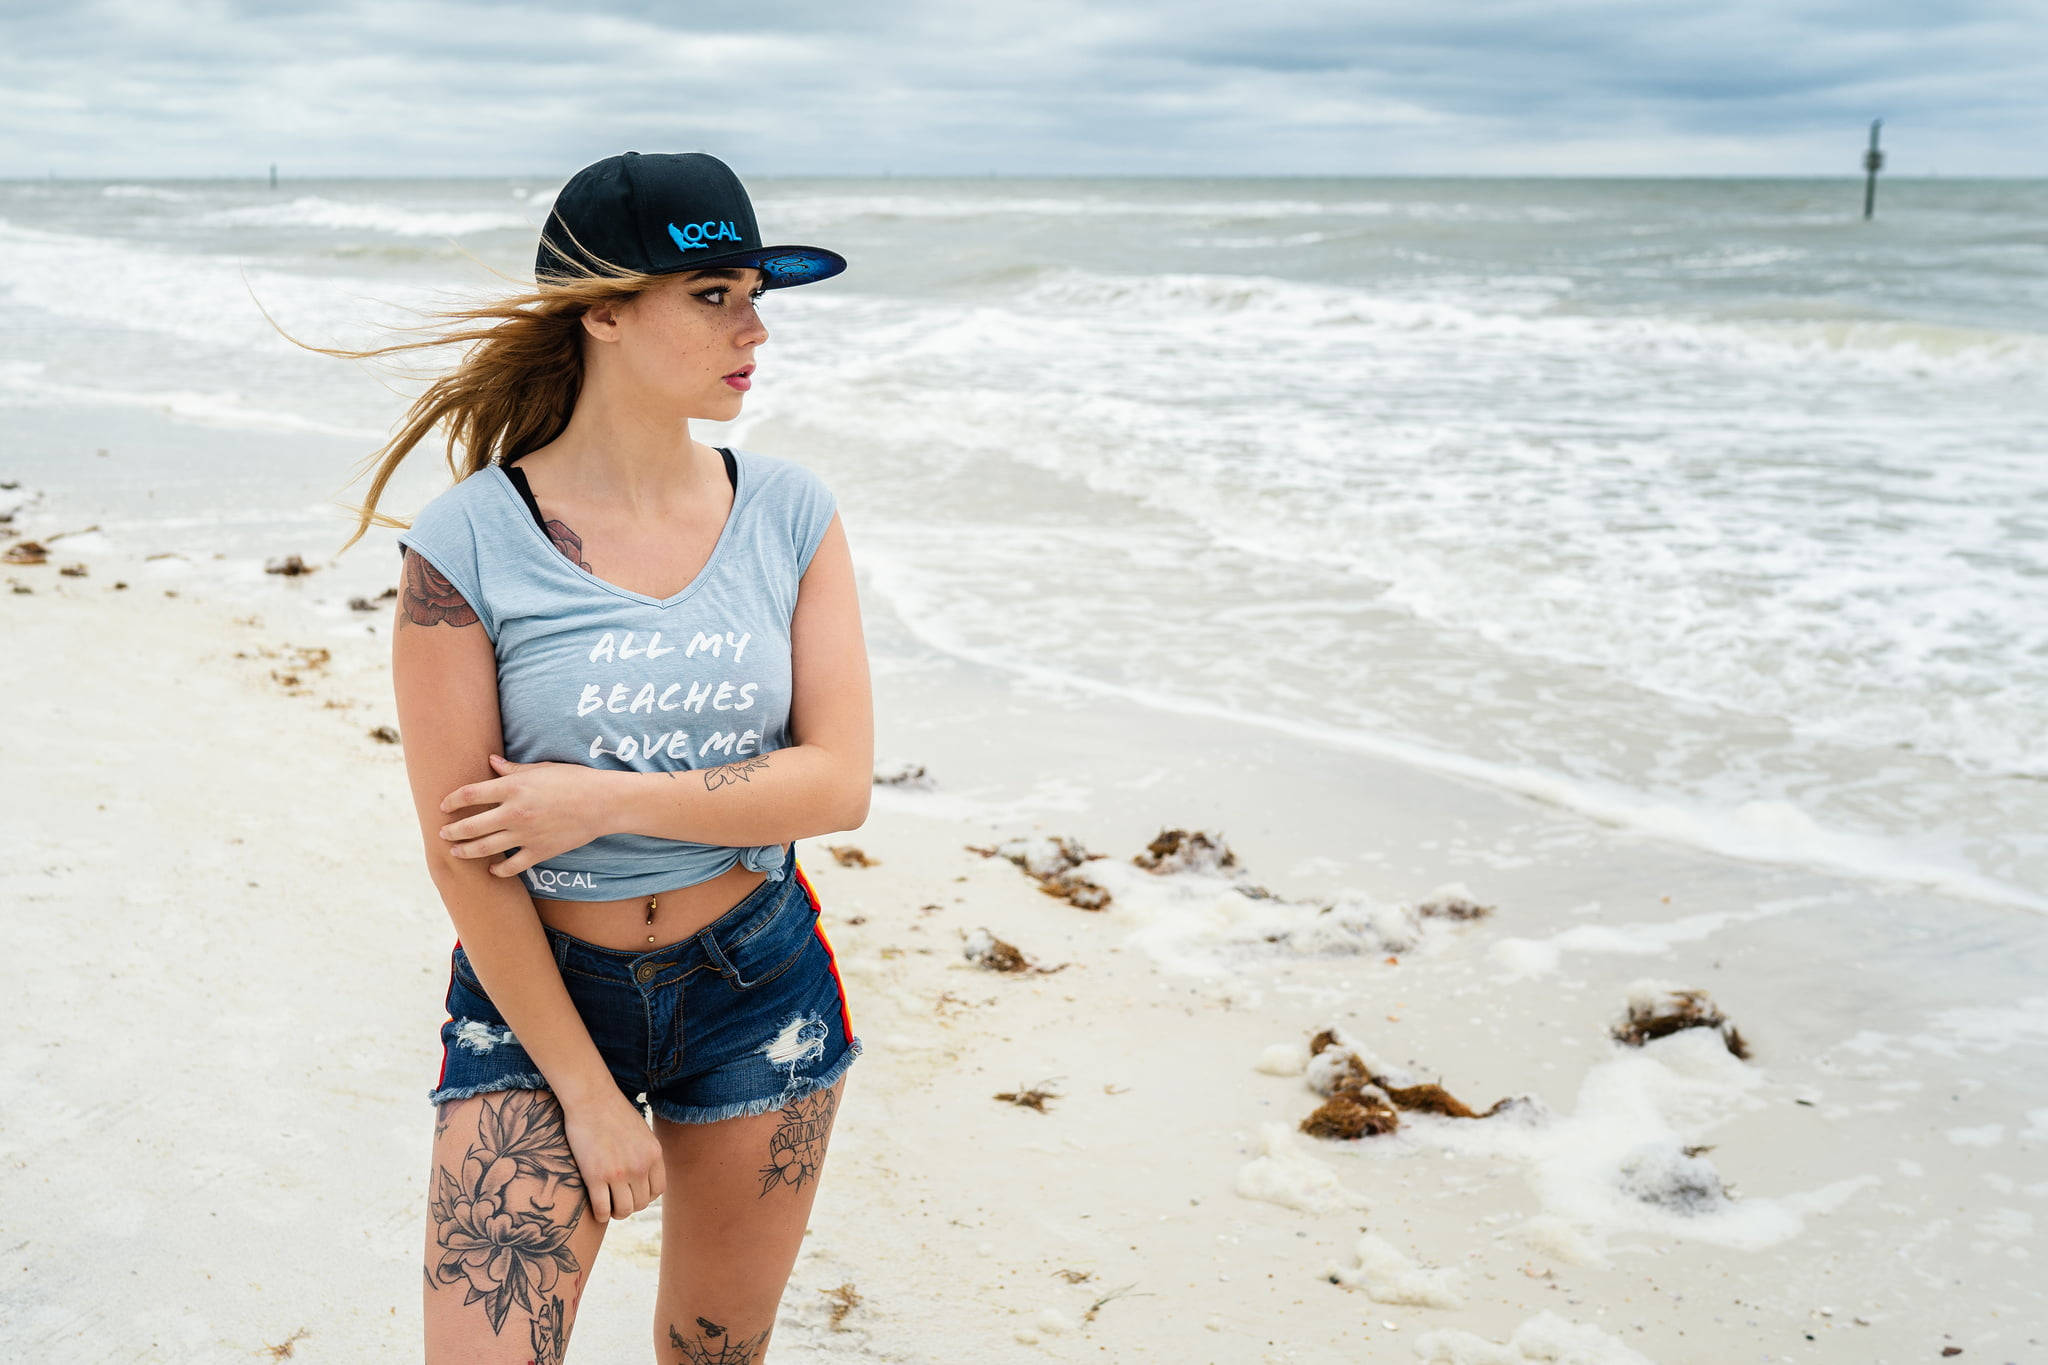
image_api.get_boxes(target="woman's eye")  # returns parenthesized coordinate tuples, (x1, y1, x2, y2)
(697, 287, 768, 306)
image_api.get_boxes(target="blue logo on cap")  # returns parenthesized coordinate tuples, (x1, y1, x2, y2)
(667, 220, 741, 253)
(759, 252, 825, 278)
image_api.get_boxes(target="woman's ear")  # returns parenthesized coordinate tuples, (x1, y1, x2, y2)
(580, 298, 626, 342)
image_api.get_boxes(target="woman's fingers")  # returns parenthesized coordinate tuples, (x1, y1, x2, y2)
(438, 804, 512, 842)
(447, 830, 516, 860)
(448, 825, 562, 869)
(437, 777, 502, 813)
(490, 849, 544, 877)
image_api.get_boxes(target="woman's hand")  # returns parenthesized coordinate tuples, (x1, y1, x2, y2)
(436, 754, 615, 879)
(562, 1088, 665, 1225)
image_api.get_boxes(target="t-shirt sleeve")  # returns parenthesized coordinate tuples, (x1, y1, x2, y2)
(790, 464, 839, 578)
(394, 491, 496, 638)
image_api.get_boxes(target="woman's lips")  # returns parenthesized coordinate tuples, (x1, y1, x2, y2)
(723, 374, 751, 391)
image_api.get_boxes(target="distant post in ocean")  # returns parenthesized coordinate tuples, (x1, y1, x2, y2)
(1862, 120, 1883, 220)
(269, 163, 277, 189)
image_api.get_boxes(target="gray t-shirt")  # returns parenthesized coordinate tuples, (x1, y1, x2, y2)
(395, 445, 837, 901)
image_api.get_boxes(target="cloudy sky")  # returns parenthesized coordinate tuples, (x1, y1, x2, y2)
(4, 0, 2043, 178)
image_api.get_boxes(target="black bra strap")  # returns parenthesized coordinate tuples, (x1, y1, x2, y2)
(503, 448, 735, 534)
(504, 463, 545, 530)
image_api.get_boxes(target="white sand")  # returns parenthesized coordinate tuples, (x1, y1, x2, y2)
(3, 523, 2042, 1364)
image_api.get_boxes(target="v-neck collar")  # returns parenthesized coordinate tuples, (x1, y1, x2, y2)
(484, 448, 751, 610)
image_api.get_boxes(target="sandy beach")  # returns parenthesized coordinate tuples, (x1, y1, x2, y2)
(4, 447, 2044, 1365)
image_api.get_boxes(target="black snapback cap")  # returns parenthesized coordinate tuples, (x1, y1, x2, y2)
(535, 151, 846, 289)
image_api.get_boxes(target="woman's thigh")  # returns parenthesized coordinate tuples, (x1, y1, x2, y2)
(650, 1072, 849, 1361)
(424, 1087, 610, 1364)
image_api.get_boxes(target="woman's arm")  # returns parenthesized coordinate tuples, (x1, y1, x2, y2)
(391, 550, 616, 1113)
(603, 510, 873, 846)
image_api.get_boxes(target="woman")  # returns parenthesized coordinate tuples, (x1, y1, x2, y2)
(328, 151, 869, 1363)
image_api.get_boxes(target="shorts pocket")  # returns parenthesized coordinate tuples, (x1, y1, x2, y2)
(715, 886, 812, 992)
(448, 945, 492, 1003)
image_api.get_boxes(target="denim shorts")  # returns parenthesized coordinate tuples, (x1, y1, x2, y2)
(427, 854, 862, 1124)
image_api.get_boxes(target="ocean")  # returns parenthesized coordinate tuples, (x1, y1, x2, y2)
(3, 172, 2042, 909)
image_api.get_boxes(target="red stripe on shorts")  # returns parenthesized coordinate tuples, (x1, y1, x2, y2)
(791, 855, 855, 1041)
(435, 936, 462, 1093)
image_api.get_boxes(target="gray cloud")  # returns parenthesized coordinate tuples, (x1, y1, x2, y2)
(1, 0, 2040, 177)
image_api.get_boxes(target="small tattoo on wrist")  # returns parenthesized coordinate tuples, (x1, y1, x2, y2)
(701, 755, 772, 791)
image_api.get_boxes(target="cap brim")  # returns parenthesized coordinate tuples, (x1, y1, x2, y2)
(655, 245, 847, 289)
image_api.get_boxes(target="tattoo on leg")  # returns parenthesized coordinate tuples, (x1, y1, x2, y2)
(700, 754, 772, 791)
(758, 1087, 837, 1197)
(426, 1091, 584, 1344)
(400, 549, 479, 628)
(541, 517, 592, 571)
(529, 1292, 569, 1365)
(667, 1315, 771, 1365)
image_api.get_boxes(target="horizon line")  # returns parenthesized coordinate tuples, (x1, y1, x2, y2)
(5, 170, 2043, 182)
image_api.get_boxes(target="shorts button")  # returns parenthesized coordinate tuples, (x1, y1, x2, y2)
(635, 963, 655, 983)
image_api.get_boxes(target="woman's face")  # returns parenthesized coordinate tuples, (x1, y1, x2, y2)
(594, 266, 768, 418)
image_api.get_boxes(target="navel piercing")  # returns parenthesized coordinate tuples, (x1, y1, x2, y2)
(646, 893, 658, 944)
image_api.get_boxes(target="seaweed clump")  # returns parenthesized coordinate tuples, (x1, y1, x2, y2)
(1297, 1027, 1535, 1140)
(1132, 828, 1239, 876)
(968, 834, 1114, 910)
(1612, 983, 1750, 1060)
(961, 926, 1069, 975)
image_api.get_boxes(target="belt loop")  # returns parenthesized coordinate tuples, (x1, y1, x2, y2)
(550, 930, 570, 970)
(696, 922, 735, 981)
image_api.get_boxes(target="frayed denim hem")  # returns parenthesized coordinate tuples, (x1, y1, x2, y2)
(648, 1035, 863, 1126)
(427, 1072, 552, 1106)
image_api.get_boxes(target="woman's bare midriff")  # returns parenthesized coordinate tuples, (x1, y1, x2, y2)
(530, 857, 771, 953)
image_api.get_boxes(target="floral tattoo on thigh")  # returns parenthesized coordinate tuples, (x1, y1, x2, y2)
(428, 1090, 585, 1359)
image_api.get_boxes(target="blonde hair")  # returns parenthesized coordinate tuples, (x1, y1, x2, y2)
(256, 226, 684, 555)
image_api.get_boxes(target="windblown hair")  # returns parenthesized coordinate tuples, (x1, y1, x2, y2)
(256, 222, 667, 555)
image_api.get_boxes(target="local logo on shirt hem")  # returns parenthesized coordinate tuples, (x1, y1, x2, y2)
(524, 867, 601, 893)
